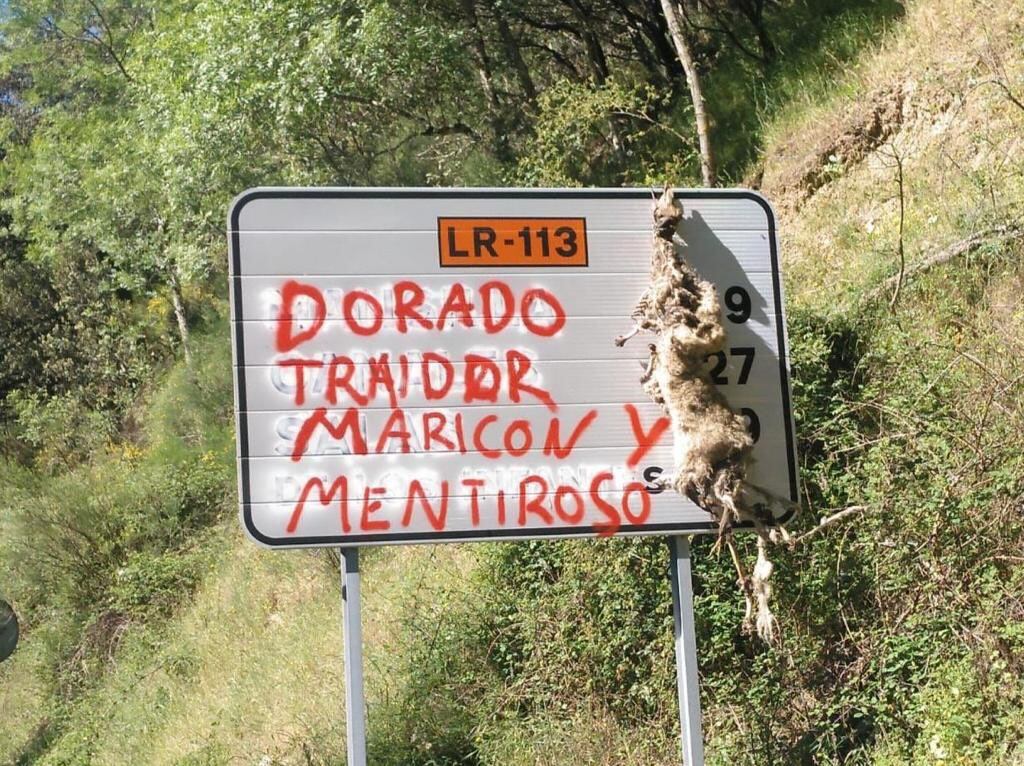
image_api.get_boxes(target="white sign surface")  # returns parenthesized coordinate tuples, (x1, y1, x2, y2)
(229, 188, 797, 547)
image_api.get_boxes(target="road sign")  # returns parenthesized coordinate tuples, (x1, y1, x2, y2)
(228, 188, 797, 548)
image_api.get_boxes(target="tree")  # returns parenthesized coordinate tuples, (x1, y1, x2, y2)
(684, 0, 778, 66)
(660, 0, 716, 186)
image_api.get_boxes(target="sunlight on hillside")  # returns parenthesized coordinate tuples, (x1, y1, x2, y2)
(768, 0, 1024, 310)
(5, 530, 480, 764)
(2, 0, 1023, 763)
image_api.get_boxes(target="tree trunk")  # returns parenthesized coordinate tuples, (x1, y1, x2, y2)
(643, 0, 685, 84)
(581, 28, 611, 85)
(561, 2, 628, 161)
(740, 0, 777, 65)
(459, 0, 499, 109)
(168, 268, 192, 367)
(459, 0, 512, 161)
(660, 0, 716, 187)
(495, 13, 537, 106)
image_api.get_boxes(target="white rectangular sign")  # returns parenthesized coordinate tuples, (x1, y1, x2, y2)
(228, 188, 797, 547)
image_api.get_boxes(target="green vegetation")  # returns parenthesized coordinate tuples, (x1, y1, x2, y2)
(2, 0, 1023, 763)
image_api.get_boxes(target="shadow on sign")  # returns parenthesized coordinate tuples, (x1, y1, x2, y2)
(678, 210, 771, 323)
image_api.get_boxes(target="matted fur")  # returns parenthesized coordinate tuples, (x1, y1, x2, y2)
(617, 187, 793, 642)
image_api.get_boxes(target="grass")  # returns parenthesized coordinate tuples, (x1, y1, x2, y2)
(772, 0, 1024, 307)
(4, 0, 1024, 762)
(707, 0, 907, 181)
(3, 528, 486, 765)
(0, 636, 56, 763)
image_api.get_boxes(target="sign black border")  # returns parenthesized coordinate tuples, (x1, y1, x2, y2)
(228, 188, 799, 548)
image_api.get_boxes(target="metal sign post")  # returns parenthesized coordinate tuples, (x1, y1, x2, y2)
(340, 548, 367, 765)
(670, 536, 705, 765)
(337, 538, 705, 764)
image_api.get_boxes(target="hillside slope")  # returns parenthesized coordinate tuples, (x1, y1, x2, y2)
(2, 0, 1023, 763)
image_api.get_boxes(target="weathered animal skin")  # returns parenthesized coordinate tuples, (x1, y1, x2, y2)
(617, 187, 792, 642)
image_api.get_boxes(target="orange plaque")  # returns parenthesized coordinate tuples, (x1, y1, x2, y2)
(438, 217, 588, 267)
